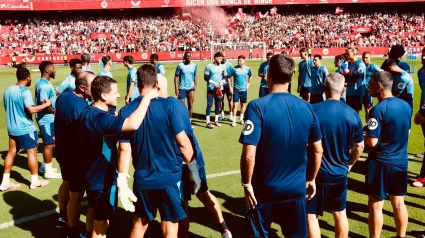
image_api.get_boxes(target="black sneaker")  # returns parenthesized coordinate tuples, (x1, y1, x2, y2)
(56, 217, 68, 229)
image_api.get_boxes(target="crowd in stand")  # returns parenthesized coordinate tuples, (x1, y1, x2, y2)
(0, 9, 424, 56)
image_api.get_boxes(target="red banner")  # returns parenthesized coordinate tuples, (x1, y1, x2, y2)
(2, 47, 416, 65)
(351, 26, 372, 33)
(0, 0, 424, 11)
(90, 32, 112, 40)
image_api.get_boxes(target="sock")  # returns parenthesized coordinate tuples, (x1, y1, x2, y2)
(240, 113, 244, 121)
(31, 174, 39, 185)
(41, 162, 46, 168)
(215, 115, 219, 122)
(45, 162, 53, 174)
(2, 174, 10, 185)
(206, 116, 210, 124)
(221, 111, 225, 117)
(230, 112, 234, 117)
(60, 209, 68, 221)
(219, 221, 229, 233)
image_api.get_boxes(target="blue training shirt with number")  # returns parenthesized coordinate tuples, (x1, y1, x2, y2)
(239, 93, 322, 203)
(299, 59, 314, 88)
(310, 65, 328, 94)
(230, 65, 252, 91)
(366, 97, 411, 171)
(313, 100, 364, 182)
(346, 60, 366, 96)
(4, 85, 37, 136)
(119, 96, 186, 190)
(175, 62, 197, 90)
(204, 63, 227, 91)
(35, 78, 56, 126)
(78, 106, 125, 190)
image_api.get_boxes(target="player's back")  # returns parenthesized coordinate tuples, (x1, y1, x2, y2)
(55, 91, 87, 160)
(119, 96, 184, 190)
(4, 85, 36, 136)
(243, 93, 320, 202)
(313, 100, 363, 180)
(35, 78, 56, 124)
(368, 97, 411, 169)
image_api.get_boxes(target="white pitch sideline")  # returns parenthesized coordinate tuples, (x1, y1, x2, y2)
(0, 170, 241, 230)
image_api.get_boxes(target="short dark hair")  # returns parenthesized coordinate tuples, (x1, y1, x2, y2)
(238, 55, 245, 60)
(69, 58, 82, 68)
(101, 56, 111, 65)
(389, 45, 405, 59)
(16, 67, 30, 81)
(313, 54, 322, 60)
(81, 53, 91, 63)
(300, 48, 308, 53)
(269, 54, 295, 84)
(91, 76, 117, 101)
(150, 53, 159, 61)
(371, 71, 393, 91)
(39, 61, 53, 73)
(381, 58, 397, 69)
(123, 55, 134, 64)
(362, 51, 371, 57)
(137, 64, 157, 89)
(184, 52, 191, 58)
(266, 52, 273, 57)
(214, 52, 223, 58)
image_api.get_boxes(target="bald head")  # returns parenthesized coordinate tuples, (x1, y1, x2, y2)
(76, 72, 96, 100)
(157, 74, 168, 98)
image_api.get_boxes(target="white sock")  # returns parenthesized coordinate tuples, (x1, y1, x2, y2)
(45, 162, 53, 174)
(31, 174, 39, 185)
(2, 174, 10, 185)
(221, 111, 225, 117)
(206, 116, 210, 124)
(240, 114, 244, 121)
(230, 112, 234, 117)
(215, 115, 219, 122)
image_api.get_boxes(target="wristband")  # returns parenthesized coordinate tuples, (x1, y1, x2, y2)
(242, 183, 252, 188)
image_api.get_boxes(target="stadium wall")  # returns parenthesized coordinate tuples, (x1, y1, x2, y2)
(0, 0, 424, 11)
(1, 47, 423, 65)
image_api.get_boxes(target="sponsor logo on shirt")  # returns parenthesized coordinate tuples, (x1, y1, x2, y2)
(242, 120, 254, 135)
(367, 118, 378, 130)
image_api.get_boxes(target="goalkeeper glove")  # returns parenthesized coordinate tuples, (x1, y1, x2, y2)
(187, 160, 201, 194)
(117, 173, 137, 212)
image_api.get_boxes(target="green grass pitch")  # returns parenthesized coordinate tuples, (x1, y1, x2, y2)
(0, 57, 424, 237)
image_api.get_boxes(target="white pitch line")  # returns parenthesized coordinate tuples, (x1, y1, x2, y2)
(0, 170, 240, 230)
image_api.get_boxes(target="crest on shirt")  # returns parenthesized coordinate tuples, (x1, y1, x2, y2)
(397, 83, 405, 90)
(242, 120, 254, 136)
(131, 73, 136, 80)
(367, 118, 378, 130)
(357, 68, 364, 74)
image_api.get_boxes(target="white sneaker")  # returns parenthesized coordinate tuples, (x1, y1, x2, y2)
(0, 183, 21, 192)
(232, 121, 236, 127)
(240, 119, 244, 125)
(44, 172, 62, 179)
(215, 121, 222, 127)
(229, 117, 234, 122)
(206, 123, 215, 129)
(30, 180, 49, 189)
(39, 165, 58, 174)
(222, 231, 232, 238)
(416, 153, 425, 158)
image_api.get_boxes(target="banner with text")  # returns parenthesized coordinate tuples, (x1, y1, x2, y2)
(2, 47, 422, 65)
(0, 0, 424, 11)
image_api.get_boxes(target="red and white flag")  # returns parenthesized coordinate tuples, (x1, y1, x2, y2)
(270, 7, 277, 16)
(335, 7, 344, 15)
(238, 8, 243, 14)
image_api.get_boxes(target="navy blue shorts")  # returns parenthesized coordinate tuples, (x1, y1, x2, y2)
(362, 90, 374, 109)
(346, 95, 363, 111)
(39, 122, 55, 145)
(134, 182, 187, 222)
(222, 86, 233, 99)
(178, 88, 194, 100)
(306, 178, 347, 216)
(259, 87, 269, 98)
(10, 131, 38, 150)
(246, 197, 307, 238)
(310, 94, 324, 104)
(233, 90, 248, 103)
(87, 185, 118, 221)
(58, 158, 84, 192)
(181, 165, 209, 201)
(300, 86, 310, 100)
(365, 159, 408, 200)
